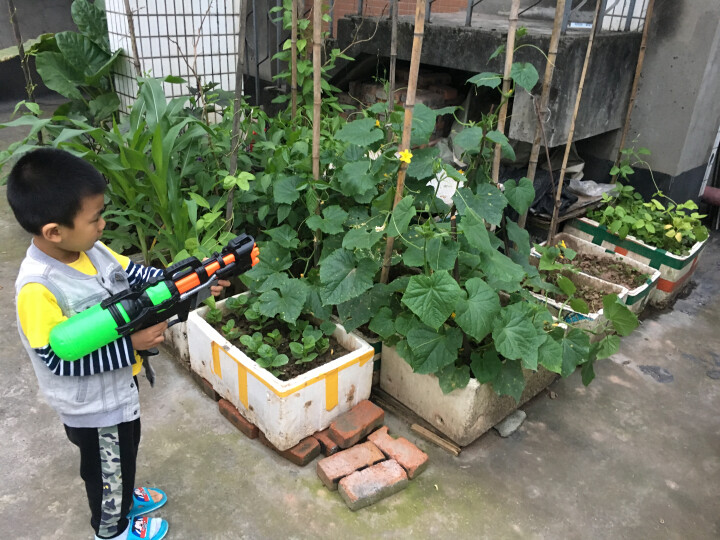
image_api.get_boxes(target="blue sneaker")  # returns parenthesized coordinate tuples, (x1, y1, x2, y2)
(127, 487, 167, 519)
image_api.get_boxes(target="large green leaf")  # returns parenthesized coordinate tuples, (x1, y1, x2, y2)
(319, 249, 380, 305)
(257, 279, 309, 324)
(273, 174, 302, 204)
(406, 325, 463, 374)
(506, 220, 531, 256)
(338, 159, 376, 198)
(492, 304, 545, 369)
(596, 334, 621, 360)
(455, 277, 501, 342)
(266, 224, 300, 249)
(244, 243, 292, 281)
(55, 32, 110, 81)
(406, 147, 439, 180)
(437, 364, 471, 394)
(88, 92, 120, 121)
(335, 117, 384, 146)
(368, 306, 396, 339)
(35, 51, 84, 99)
(492, 360, 526, 402)
(387, 196, 417, 237)
(467, 72, 502, 89)
(453, 126, 484, 155)
(138, 77, 168, 131)
(458, 211, 493, 253)
(602, 294, 639, 336)
(504, 177, 535, 215)
(72, 0, 110, 52)
(426, 236, 459, 272)
(453, 186, 508, 226)
(342, 227, 384, 250)
(479, 250, 527, 292)
(511, 62, 539, 92)
(306, 205, 348, 234)
(470, 350, 502, 384)
(561, 328, 590, 377)
(537, 335, 563, 374)
(401, 271, 463, 330)
(337, 284, 390, 331)
(486, 130, 516, 161)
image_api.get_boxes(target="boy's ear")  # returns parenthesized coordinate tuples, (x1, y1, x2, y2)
(40, 223, 64, 244)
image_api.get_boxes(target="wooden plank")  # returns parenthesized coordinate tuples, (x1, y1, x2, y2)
(411, 424, 461, 456)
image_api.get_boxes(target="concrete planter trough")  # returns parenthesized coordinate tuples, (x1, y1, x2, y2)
(187, 293, 375, 450)
(563, 217, 707, 308)
(380, 345, 557, 447)
(535, 232, 661, 315)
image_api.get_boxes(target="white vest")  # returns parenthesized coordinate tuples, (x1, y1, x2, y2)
(15, 241, 141, 428)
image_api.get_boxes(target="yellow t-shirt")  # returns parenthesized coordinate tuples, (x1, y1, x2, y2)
(17, 245, 143, 376)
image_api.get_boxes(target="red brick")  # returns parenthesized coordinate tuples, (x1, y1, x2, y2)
(191, 371, 220, 401)
(368, 426, 429, 479)
(338, 459, 409, 511)
(218, 399, 258, 439)
(328, 400, 385, 449)
(316, 441, 385, 491)
(258, 432, 321, 467)
(313, 429, 340, 457)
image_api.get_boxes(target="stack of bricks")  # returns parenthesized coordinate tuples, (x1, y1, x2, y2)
(213, 385, 429, 511)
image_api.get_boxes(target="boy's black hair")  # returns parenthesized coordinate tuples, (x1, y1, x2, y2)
(6, 148, 107, 235)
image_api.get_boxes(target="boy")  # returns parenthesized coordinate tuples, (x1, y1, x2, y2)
(7, 148, 229, 540)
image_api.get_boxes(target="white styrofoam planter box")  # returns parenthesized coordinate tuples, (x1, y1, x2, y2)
(535, 232, 661, 314)
(187, 294, 375, 451)
(528, 265, 628, 335)
(564, 217, 707, 308)
(380, 345, 557, 447)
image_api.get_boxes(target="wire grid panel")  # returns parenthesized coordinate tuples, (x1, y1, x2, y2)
(601, 0, 648, 32)
(106, 0, 242, 113)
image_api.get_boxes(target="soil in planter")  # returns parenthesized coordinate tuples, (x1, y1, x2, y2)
(212, 315, 350, 381)
(560, 253, 648, 289)
(542, 272, 606, 313)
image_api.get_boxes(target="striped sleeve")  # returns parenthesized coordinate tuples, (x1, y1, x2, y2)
(33, 336, 136, 376)
(100, 243, 164, 286)
(124, 260, 164, 287)
(17, 283, 137, 377)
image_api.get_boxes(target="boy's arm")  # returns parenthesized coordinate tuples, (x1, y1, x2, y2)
(103, 245, 164, 287)
(18, 283, 137, 376)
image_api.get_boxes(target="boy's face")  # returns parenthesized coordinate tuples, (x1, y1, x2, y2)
(59, 193, 106, 252)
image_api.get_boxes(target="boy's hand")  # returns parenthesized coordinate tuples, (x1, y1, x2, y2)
(210, 279, 231, 297)
(131, 321, 168, 351)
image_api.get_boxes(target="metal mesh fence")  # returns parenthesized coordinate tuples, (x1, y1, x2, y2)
(106, 0, 241, 113)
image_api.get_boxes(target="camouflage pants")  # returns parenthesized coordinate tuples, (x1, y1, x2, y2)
(65, 419, 141, 538)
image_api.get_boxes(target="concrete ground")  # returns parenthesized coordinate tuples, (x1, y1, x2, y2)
(1, 102, 719, 539)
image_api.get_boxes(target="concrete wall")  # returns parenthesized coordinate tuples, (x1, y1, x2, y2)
(0, 0, 75, 49)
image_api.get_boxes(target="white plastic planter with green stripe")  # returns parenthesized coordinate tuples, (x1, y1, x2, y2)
(563, 218, 707, 308)
(535, 233, 661, 314)
(187, 293, 374, 451)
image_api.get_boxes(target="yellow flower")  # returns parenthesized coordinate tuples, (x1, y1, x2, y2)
(375, 120, 381, 127)
(451, 312, 456, 319)
(457, 169, 464, 175)
(560, 240, 567, 249)
(399, 149, 413, 164)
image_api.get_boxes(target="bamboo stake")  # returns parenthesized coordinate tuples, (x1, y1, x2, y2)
(388, 0, 398, 123)
(547, 0, 603, 245)
(312, 0, 322, 264)
(122, 0, 142, 77)
(491, 0, 520, 184)
(291, 0, 299, 120)
(517, 0, 566, 229)
(380, 0, 426, 284)
(611, 0, 656, 183)
(225, 0, 248, 225)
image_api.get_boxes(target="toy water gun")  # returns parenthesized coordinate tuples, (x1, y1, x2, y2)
(50, 234, 259, 362)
